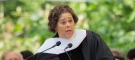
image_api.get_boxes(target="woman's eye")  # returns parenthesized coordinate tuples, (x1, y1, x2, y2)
(62, 22, 66, 24)
(69, 20, 72, 22)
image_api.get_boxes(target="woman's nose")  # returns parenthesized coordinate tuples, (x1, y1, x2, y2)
(66, 22, 70, 27)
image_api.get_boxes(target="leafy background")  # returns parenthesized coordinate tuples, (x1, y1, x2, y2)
(0, 0, 135, 60)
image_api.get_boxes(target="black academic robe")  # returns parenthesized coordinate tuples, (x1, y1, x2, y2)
(34, 31, 114, 60)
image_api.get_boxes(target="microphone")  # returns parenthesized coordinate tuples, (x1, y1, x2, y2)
(64, 43, 73, 60)
(25, 41, 61, 60)
(40, 41, 61, 53)
(65, 43, 72, 49)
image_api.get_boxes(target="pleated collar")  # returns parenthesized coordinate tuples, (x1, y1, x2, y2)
(37, 29, 86, 54)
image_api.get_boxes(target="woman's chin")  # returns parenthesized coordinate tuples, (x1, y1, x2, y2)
(64, 35, 73, 39)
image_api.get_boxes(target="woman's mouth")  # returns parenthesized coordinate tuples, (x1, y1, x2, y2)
(66, 30, 72, 34)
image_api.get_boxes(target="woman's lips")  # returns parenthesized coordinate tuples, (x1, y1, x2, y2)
(66, 30, 72, 34)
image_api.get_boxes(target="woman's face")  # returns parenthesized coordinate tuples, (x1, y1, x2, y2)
(56, 12, 75, 39)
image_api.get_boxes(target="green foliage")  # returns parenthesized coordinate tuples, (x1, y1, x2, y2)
(0, 0, 135, 59)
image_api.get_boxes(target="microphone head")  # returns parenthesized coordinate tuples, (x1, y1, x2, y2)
(68, 43, 72, 48)
(56, 41, 61, 46)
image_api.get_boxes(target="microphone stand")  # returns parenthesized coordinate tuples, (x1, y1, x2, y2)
(25, 41, 61, 60)
(64, 43, 72, 60)
(64, 49, 72, 60)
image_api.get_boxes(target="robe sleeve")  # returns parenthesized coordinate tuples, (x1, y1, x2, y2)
(82, 31, 114, 60)
(34, 53, 60, 60)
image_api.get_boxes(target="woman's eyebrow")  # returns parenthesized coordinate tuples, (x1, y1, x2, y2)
(59, 18, 66, 21)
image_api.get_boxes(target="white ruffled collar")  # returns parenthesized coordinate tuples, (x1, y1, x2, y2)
(37, 29, 86, 54)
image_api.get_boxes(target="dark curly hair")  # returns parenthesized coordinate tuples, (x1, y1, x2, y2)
(127, 48, 135, 59)
(48, 4, 78, 33)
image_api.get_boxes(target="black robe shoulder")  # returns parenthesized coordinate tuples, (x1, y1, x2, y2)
(82, 31, 114, 60)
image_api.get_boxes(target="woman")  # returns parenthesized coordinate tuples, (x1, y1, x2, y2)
(35, 4, 114, 60)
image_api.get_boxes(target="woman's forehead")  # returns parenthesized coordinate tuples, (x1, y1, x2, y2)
(59, 13, 72, 18)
